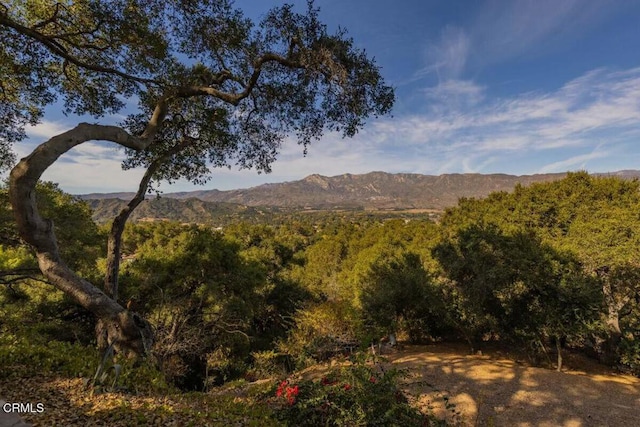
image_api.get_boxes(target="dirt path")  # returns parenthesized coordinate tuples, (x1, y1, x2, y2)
(387, 344, 640, 427)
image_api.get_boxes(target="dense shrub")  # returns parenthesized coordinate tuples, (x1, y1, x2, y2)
(279, 301, 361, 368)
(266, 356, 447, 426)
(0, 331, 98, 379)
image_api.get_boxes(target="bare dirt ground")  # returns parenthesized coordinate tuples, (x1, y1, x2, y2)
(387, 344, 640, 427)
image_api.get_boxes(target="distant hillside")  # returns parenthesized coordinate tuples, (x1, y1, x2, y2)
(186, 171, 570, 209)
(86, 198, 282, 224)
(84, 170, 640, 223)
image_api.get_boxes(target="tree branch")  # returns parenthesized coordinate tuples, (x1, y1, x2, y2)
(0, 13, 161, 86)
(105, 138, 195, 301)
(174, 52, 304, 105)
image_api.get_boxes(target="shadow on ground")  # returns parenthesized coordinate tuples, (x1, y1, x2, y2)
(388, 344, 640, 427)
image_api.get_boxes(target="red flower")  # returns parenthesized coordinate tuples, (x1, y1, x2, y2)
(276, 380, 288, 397)
(343, 383, 352, 391)
(369, 376, 377, 383)
(286, 385, 299, 397)
(285, 385, 299, 405)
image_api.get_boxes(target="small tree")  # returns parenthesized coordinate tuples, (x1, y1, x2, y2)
(361, 252, 443, 343)
(1, 1, 393, 356)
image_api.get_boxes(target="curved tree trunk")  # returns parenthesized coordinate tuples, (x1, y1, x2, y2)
(9, 123, 157, 357)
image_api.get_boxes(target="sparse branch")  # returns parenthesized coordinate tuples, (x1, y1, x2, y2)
(1, 274, 51, 286)
(0, 268, 47, 286)
(105, 138, 195, 300)
(52, 18, 105, 41)
(31, 3, 62, 29)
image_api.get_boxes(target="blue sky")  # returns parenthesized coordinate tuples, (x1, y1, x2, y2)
(14, 0, 640, 194)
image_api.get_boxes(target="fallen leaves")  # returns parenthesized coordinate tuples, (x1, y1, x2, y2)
(0, 376, 277, 426)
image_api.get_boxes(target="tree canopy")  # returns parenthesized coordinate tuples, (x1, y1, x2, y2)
(1, 0, 394, 356)
(1, 0, 393, 178)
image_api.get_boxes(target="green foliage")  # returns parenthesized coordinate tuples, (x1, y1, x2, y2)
(434, 223, 602, 351)
(192, 394, 278, 427)
(267, 357, 438, 426)
(3, 0, 393, 184)
(117, 221, 312, 388)
(279, 300, 360, 368)
(437, 173, 640, 368)
(0, 277, 96, 343)
(0, 181, 103, 276)
(619, 337, 640, 374)
(0, 330, 98, 379)
(6, 169, 640, 414)
(249, 350, 292, 379)
(116, 358, 174, 395)
(35, 182, 104, 273)
(361, 252, 447, 342)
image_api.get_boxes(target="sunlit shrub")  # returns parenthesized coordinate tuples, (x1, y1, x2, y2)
(279, 301, 361, 368)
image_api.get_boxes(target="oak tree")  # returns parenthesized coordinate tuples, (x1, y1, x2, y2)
(1, 0, 393, 356)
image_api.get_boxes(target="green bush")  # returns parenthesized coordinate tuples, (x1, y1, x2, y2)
(265, 356, 446, 426)
(619, 336, 640, 375)
(249, 350, 292, 379)
(280, 301, 361, 368)
(0, 331, 98, 379)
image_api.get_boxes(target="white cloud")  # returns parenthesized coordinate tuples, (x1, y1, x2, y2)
(247, 65, 638, 183)
(345, 67, 640, 177)
(410, 0, 623, 83)
(538, 151, 608, 174)
(24, 120, 71, 140)
(41, 143, 144, 193)
(422, 80, 486, 111)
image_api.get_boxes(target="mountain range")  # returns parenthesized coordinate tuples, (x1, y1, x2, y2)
(84, 170, 640, 223)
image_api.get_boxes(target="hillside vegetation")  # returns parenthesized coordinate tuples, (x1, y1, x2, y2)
(2, 172, 640, 425)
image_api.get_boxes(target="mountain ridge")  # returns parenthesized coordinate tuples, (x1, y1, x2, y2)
(83, 170, 640, 223)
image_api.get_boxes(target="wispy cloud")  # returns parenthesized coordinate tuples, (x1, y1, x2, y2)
(418, 26, 470, 82)
(11, 122, 142, 193)
(538, 151, 608, 174)
(413, 0, 622, 83)
(289, 66, 640, 178)
(24, 120, 70, 140)
(43, 143, 142, 193)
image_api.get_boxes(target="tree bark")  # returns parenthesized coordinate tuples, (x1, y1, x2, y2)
(555, 336, 563, 372)
(602, 279, 625, 365)
(9, 123, 156, 357)
(104, 140, 190, 301)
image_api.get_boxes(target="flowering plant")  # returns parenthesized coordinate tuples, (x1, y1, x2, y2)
(267, 356, 436, 426)
(275, 380, 300, 405)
